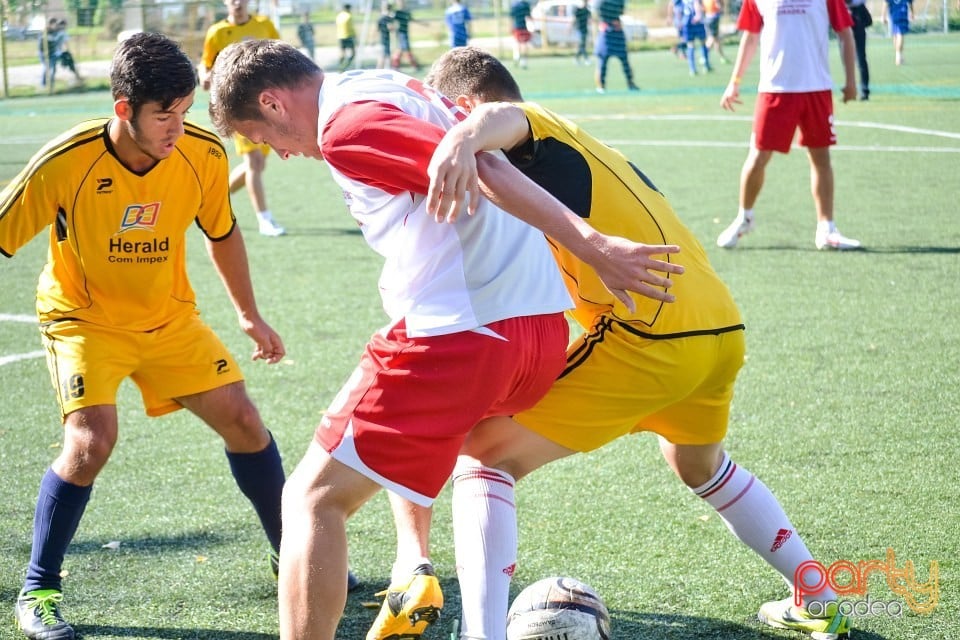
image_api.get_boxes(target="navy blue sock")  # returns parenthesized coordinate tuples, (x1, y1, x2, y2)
(225, 434, 285, 552)
(24, 469, 92, 593)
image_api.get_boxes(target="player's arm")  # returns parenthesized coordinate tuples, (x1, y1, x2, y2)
(721, 30, 758, 111)
(206, 228, 285, 364)
(474, 152, 680, 308)
(836, 27, 857, 102)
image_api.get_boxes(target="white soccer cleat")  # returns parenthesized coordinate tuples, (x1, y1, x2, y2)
(716, 214, 755, 249)
(814, 228, 860, 251)
(258, 214, 286, 237)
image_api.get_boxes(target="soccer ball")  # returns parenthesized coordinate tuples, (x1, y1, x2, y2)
(506, 576, 611, 640)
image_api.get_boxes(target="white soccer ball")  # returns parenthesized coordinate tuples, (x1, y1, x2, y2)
(506, 576, 611, 640)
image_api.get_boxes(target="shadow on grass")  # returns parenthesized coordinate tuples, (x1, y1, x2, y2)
(65, 531, 230, 556)
(609, 609, 892, 639)
(72, 626, 276, 639)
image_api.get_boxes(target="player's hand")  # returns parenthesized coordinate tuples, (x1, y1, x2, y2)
(842, 82, 857, 103)
(721, 82, 741, 111)
(426, 128, 480, 223)
(590, 236, 685, 309)
(242, 318, 286, 364)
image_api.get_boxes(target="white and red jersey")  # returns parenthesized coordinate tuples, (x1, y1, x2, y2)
(737, 0, 853, 93)
(316, 69, 572, 337)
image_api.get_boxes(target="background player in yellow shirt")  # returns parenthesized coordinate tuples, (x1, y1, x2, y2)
(1, 33, 290, 640)
(200, 0, 286, 237)
(336, 3, 358, 70)
(367, 47, 849, 640)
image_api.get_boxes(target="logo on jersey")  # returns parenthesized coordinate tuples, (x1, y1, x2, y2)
(118, 202, 161, 233)
(208, 146, 222, 159)
(96, 178, 114, 193)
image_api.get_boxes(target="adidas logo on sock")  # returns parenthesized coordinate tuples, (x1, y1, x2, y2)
(770, 528, 793, 552)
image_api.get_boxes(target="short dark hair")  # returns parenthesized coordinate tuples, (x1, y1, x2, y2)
(425, 47, 523, 103)
(208, 39, 320, 137)
(110, 32, 197, 114)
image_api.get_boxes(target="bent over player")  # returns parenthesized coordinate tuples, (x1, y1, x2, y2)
(1, 33, 287, 640)
(369, 46, 850, 640)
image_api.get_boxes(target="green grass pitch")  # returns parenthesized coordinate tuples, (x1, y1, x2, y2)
(1, 33, 958, 639)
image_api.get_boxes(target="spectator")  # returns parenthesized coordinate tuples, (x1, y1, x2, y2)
(377, 2, 395, 69)
(846, 0, 872, 98)
(677, 0, 712, 75)
(595, 0, 639, 92)
(391, 0, 424, 71)
(573, 0, 592, 64)
(297, 11, 316, 60)
(445, 0, 472, 47)
(703, 0, 729, 63)
(882, 0, 913, 65)
(510, 0, 533, 68)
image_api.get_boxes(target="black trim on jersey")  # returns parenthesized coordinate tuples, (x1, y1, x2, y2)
(0, 246, 11, 258)
(183, 123, 228, 153)
(55, 207, 68, 242)
(559, 316, 614, 379)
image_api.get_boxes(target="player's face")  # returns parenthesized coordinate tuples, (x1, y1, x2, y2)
(125, 94, 194, 163)
(236, 115, 321, 160)
(226, 0, 249, 20)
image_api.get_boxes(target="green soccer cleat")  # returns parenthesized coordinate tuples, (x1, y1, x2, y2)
(758, 598, 851, 640)
(366, 563, 443, 640)
(14, 589, 75, 640)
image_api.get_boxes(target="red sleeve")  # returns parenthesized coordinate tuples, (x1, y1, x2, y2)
(736, 0, 763, 32)
(321, 100, 445, 195)
(827, 0, 854, 30)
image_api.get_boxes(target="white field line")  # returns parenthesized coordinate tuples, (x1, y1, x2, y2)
(0, 313, 41, 367)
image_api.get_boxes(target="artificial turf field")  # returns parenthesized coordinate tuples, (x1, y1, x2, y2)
(1, 33, 958, 639)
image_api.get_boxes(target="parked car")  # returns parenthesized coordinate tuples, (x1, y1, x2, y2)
(3, 16, 45, 41)
(528, 0, 648, 48)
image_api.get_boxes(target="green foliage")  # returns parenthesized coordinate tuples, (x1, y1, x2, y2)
(1, 35, 959, 639)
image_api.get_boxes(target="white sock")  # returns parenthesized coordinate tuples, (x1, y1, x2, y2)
(452, 462, 517, 640)
(693, 452, 836, 606)
(257, 210, 273, 221)
(739, 207, 754, 221)
(391, 556, 433, 585)
(817, 219, 836, 234)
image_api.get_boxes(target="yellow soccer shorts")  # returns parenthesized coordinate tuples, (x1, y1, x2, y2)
(40, 312, 245, 419)
(233, 133, 272, 157)
(515, 316, 746, 451)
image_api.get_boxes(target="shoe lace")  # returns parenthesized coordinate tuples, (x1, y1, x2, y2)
(28, 592, 64, 626)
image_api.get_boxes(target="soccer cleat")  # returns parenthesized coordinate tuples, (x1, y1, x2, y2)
(757, 598, 851, 640)
(814, 228, 861, 251)
(257, 214, 286, 237)
(366, 563, 443, 640)
(15, 589, 75, 640)
(716, 214, 755, 248)
(269, 550, 361, 591)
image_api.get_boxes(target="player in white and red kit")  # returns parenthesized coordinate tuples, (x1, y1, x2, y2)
(207, 40, 682, 640)
(716, 0, 862, 252)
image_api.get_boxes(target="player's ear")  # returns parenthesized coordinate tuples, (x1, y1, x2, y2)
(114, 98, 134, 121)
(454, 94, 474, 113)
(258, 89, 285, 116)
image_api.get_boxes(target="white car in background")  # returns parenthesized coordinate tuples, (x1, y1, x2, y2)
(528, 0, 648, 48)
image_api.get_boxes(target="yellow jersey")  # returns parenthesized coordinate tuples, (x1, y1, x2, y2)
(201, 15, 281, 70)
(336, 11, 356, 39)
(511, 102, 743, 336)
(0, 119, 236, 331)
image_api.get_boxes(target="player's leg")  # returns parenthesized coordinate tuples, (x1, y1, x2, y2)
(797, 92, 860, 250)
(18, 323, 133, 639)
(280, 444, 381, 640)
(452, 418, 575, 640)
(651, 330, 849, 638)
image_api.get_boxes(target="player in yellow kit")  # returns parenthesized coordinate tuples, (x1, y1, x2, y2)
(368, 47, 850, 640)
(1, 33, 287, 640)
(199, 0, 286, 236)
